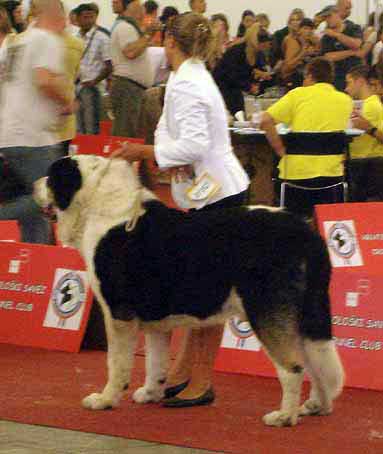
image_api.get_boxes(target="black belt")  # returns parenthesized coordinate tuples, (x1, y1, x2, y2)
(113, 75, 147, 90)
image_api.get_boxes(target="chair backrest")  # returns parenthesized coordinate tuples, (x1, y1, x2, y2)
(70, 135, 144, 157)
(283, 132, 348, 157)
(279, 132, 349, 217)
(280, 182, 348, 218)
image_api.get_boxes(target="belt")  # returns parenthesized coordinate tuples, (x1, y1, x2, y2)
(113, 75, 147, 90)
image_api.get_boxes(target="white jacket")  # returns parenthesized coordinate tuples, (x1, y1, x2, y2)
(154, 58, 249, 209)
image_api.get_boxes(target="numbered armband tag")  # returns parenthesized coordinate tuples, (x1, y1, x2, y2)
(186, 172, 221, 203)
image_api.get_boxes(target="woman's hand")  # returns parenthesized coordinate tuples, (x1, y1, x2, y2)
(323, 28, 339, 39)
(111, 142, 143, 162)
(170, 166, 195, 183)
(249, 83, 260, 95)
(59, 100, 79, 116)
(254, 70, 272, 81)
(304, 44, 318, 56)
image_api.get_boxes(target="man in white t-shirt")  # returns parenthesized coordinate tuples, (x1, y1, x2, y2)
(0, 0, 71, 244)
(110, 0, 157, 137)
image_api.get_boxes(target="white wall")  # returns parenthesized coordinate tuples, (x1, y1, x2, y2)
(63, 0, 369, 34)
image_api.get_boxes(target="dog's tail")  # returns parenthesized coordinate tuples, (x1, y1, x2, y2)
(299, 227, 344, 401)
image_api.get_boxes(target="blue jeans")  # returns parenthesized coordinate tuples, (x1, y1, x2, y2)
(0, 145, 65, 244)
(76, 86, 101, 135)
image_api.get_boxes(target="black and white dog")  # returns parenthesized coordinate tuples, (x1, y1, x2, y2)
(34, 155, 344, 427)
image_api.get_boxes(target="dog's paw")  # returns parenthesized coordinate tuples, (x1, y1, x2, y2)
(82, 393, 118, 410)
(262, 410, 299, 427)
(132, 386, 164, 404)
(299, 399, 332, 417)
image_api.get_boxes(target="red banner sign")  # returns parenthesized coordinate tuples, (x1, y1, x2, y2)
(316, 202, 383, 271)
(330, 269, 383, 390)
(0, 242, 93, 352)
(0, 221, 20, 242)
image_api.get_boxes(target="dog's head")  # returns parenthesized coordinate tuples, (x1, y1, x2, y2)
(34, 155, 111, 212)
(35, 155, 149, 247)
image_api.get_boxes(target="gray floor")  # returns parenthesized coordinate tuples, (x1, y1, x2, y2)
(0, 420, 218, 454)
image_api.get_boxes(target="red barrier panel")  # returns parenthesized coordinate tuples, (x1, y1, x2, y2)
(70, 134, 144, 157)
(100, 121, 113, 136)
(316, 202, 383, 270)
(0, 242, 93, 352)
(0, 221, 20, 242)
(215, 203, 383, 391)
(329, 269, 383, 390)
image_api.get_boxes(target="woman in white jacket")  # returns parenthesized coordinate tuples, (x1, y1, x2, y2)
(114, 12, 249, 407)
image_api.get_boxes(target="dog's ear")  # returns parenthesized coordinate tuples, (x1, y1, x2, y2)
(47, 158, 82, 210)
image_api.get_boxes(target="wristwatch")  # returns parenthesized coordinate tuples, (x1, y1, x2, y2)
(367, 127, 378, 137)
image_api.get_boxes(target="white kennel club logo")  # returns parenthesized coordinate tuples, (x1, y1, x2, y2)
(52, 272, 85, 320)
(229, 317, 254, 340)
(324, 221, 363, 268)
(44, 269, 88, 330)
(221, 317, 262, 351)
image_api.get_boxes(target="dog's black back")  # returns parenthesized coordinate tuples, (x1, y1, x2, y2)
(94, 200, 332, 342)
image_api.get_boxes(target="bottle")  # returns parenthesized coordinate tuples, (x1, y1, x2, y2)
(252, 99, 262, 129)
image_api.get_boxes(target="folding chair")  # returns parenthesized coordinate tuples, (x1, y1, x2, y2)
(279, 132, 349, 217)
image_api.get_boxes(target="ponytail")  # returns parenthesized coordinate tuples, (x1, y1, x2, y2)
(192, 21, 213, 60)
(168, 13, 214, 61)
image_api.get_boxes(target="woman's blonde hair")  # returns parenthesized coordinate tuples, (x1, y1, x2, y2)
(167, 12, 214, 61)
(255, 13, 270, 28)
(244, 22, 260, 66)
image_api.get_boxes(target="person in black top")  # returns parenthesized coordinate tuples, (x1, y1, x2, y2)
(159, 6, 179, 44)
(213, 23, 260, 116)
(2, 0, 25, 33)
(271, 8, 304, 66)
(254, 31, 275, 94)
(281, 18, 319, 90)
(320, 5, 362, 91)
(236, 9, 255, 39)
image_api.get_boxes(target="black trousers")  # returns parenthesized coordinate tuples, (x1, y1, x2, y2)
(347, 158, 383, 202)
(192, 190, 247, 213)
(275, 177, 345, 218)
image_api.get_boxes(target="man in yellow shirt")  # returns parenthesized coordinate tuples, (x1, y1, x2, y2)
(346, 65, 383, 201)
(260, 57, 353, 215)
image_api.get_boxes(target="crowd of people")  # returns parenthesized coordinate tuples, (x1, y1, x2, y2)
(0, 0, 383, 411)
(0, 0, 382, 233)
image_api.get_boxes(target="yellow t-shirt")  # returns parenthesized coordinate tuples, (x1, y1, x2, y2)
(349, 95, 383, 159)
(57, 33, 84, 142)
(267, 83, 353, 179)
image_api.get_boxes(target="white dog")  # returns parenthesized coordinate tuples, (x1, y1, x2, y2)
(34, 155, 344, 427)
